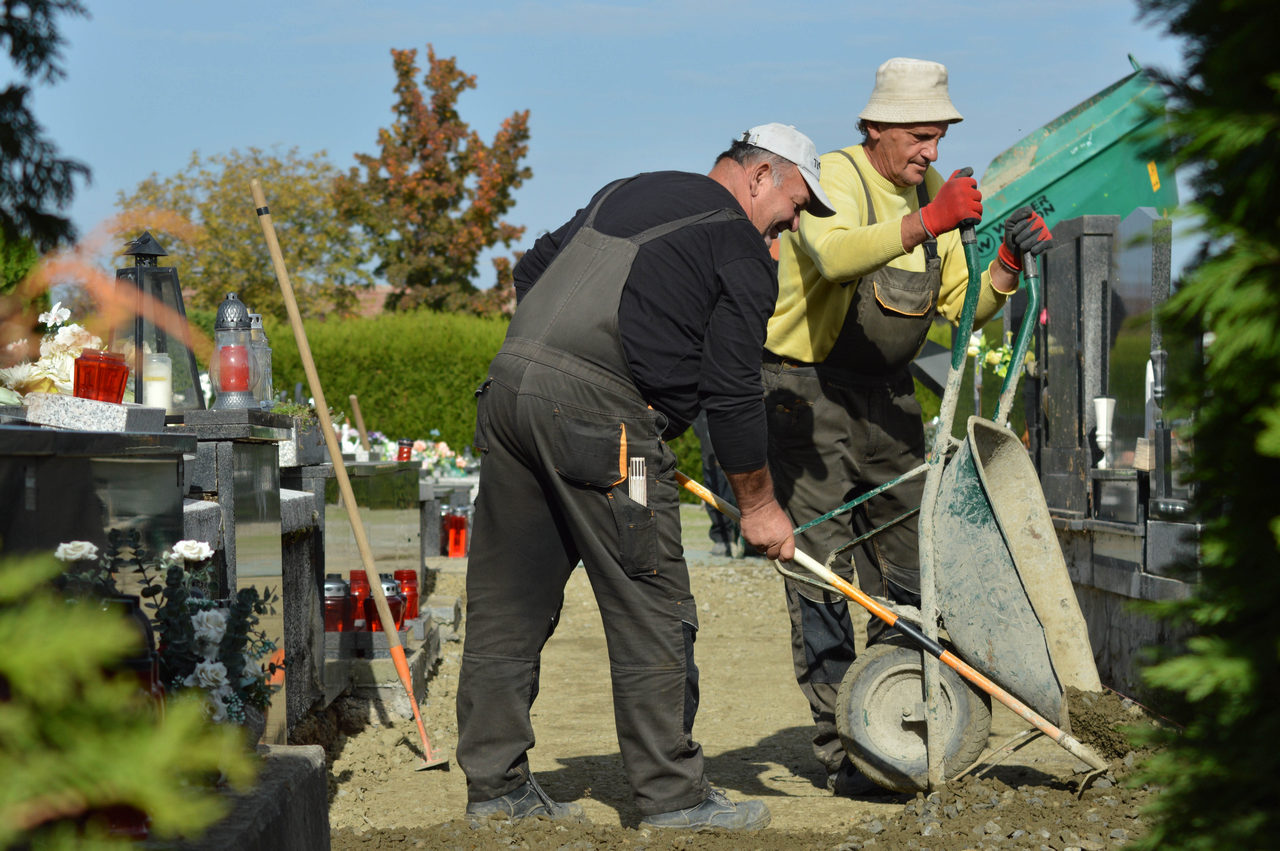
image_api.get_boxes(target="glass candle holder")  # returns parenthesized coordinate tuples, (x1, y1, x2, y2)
(323, 575, 350, 632)
(142, 352, 172, 411)
(73, 350, 131, 404)
(348, 570, 371, 631)
(394, 568, 419, 620)
(367, 576, 405, 632)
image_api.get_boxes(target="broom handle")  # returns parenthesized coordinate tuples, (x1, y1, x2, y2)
(250, 181, 398, 638)
(349, 394, 371, 452)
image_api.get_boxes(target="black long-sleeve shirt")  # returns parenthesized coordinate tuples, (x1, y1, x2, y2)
(513, 171, 774, 473)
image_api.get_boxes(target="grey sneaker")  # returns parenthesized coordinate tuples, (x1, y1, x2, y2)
(640, 787, 770, 831)
(465, 775, 587, 824)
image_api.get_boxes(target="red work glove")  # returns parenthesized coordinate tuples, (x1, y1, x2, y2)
(919, 167, 982, 238)
(997, 207, 1053, 271)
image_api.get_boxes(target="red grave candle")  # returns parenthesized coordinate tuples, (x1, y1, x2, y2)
(218, 344, 251, 391)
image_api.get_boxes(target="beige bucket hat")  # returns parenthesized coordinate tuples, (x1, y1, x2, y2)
(859, 57, 964, 125)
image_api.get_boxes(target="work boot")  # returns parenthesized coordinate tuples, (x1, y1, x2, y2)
(465, 775, 587, 824)
(640, 787, 770, 831)
(827, 760, 880, 797)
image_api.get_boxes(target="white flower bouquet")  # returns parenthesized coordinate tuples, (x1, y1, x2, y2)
(54, 535, 279, 725)
(0, 302, 107, 406)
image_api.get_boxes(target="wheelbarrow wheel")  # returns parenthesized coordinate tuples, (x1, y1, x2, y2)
(836, 640, 992, 793)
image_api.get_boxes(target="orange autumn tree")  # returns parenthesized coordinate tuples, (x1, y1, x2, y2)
(336, 45, 531, 315)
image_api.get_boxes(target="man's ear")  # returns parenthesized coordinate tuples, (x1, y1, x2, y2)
(749, 161, 771, 195)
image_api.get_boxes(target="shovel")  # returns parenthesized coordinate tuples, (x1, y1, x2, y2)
(676, 470, 1107, 774)
(251, 180, 448, 771)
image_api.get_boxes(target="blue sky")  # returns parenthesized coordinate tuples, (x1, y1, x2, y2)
(29, 1, 1189, 282)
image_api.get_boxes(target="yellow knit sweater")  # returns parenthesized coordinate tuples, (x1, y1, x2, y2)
(767, 144, 1007, 364)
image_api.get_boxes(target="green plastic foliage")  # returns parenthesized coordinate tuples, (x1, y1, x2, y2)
(0, 556, 257, 847)
(1129, 0, 1280, 848)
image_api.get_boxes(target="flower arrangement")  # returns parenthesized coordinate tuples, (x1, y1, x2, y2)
(0, 301, 106, 406)
(54, 535, 280, 726)
(334, 424, 476, 476)
(967, 331, 1023, 380)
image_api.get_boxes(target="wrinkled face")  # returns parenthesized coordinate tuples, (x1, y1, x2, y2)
(749, 162, 812, 242)
(864, 121, 950, 186)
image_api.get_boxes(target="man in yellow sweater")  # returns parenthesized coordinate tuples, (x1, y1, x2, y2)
(763, 57, 1052, 795)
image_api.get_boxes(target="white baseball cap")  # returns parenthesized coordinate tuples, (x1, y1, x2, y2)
(740, 123, 836, 217)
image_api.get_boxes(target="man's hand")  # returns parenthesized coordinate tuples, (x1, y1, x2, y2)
(997, 206, 1053, 271)
(919, 168, 983, 238)
(724, 467, 795, 562)
(739, 500, 796, 562)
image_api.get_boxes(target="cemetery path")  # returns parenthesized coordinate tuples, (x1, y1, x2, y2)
(320, 506, 1159, 850)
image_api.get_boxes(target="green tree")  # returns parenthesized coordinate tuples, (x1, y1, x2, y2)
(0, 236, 38, 293)
(0, 0, 89, 251)
(115, 146, 373, 320)
(1130, 0, 1280, 848)
(335, 45, 531, 315)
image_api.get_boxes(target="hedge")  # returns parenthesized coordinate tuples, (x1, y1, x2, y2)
(253, 310, 707, 500)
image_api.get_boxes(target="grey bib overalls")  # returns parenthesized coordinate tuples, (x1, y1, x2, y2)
(456, 178, 744, 816)
(762, 153, 939, 776)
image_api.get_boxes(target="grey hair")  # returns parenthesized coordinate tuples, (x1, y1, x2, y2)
(715, 140, 793, 186)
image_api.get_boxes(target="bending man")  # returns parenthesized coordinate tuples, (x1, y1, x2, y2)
(457, 123, 834, 831)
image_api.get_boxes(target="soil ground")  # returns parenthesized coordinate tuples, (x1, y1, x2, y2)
(309, 505, 1158, 850)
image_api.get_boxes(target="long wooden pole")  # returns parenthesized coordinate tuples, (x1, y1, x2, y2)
(251, 180, 447, 769)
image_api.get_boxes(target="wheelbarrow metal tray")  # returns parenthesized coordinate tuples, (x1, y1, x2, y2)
(933, 417, 1101, 728)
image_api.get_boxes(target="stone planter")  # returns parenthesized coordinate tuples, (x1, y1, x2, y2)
(279, 421, 326, 467)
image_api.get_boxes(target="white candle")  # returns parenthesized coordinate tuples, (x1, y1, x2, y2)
(143, 352, 173, 412)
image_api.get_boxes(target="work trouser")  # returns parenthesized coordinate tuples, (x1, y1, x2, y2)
(456, 353, 708, 816)
(762, 360, 924, 773)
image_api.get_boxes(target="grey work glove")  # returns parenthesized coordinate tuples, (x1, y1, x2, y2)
(997, 206, 1053, 271)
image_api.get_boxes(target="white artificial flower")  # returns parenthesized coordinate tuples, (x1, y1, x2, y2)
(32, 351, 75, 394)
(170, 539, 214, 563)
(54, 541, 100, 562)
(184, 659, 230, 692)
(0, 362, 35, 392)
(207, 692, 229, 724)
(38, 302, 71, 328)
(191, 608, 228, 646)
(41, 323, 102, 359)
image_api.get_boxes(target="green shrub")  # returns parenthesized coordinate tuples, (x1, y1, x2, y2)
(265, 310, 507, 453)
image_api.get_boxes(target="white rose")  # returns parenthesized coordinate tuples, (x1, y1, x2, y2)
(183, 660, 230, 692)
(54, 541, 100, 562)
(170, 540, 214, 563)
(207, 692, 229, 724)
(191, 609, 228, 645)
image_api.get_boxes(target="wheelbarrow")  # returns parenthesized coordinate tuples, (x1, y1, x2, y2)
(680, 215, 1106, 793)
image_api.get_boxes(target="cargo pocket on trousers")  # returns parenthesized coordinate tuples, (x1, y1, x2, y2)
(551, 411, 658, 577)
(551, 411, 627, 488)
(609, 492, 658, 577)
